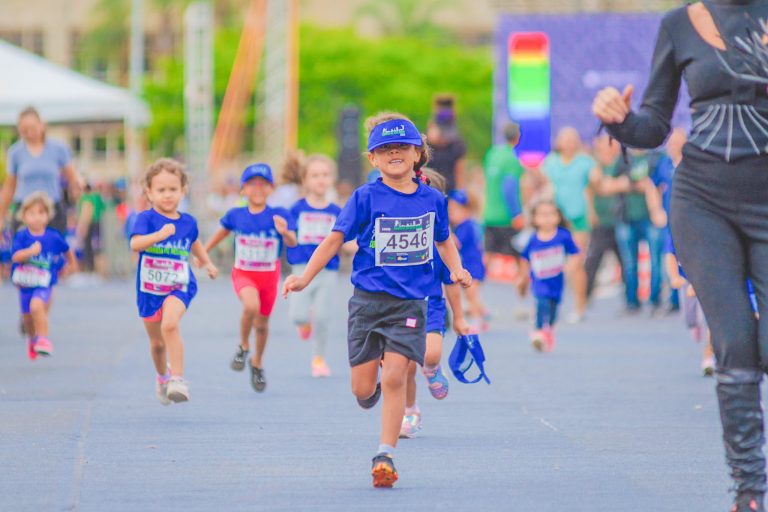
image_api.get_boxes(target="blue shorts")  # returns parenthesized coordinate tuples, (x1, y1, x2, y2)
(19, 287, 53, 314)
(426, 296, 447, 335)
(466, 261, 486, 282)
(137, 287, 196, 319)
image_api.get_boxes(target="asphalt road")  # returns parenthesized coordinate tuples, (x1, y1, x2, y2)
(0, 275, 732, 511)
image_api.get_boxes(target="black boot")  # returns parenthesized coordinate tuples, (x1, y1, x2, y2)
(716, 368, 767, 512)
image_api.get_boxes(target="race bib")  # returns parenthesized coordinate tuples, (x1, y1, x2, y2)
(12, 264, 51, 288)
(530, 246, 566, 279)
(235, 234, 279, 271)
(140, 255, 189, 295)
(297, 212, 336, 245)
(374, 212, 434, 267)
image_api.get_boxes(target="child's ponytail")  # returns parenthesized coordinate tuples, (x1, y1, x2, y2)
(413, 132, 432, 185)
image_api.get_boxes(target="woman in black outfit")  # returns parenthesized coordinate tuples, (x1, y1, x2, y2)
(593, 1, 768, 511)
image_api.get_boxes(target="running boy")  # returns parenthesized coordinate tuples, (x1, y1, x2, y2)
(130, 158, 218, 404)
(287, 154, 342, 377)
(283, 113, 471, 488)
(205, 163, 297, 392)
(11, 191, 77, 359)
(401, 169, 470, 439)
(447, 189, 487, 331)
(518, 200, 580, 352)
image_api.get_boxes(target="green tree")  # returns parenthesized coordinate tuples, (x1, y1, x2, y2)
(142, 24, 493, 161)
(297, 25, 492, 160)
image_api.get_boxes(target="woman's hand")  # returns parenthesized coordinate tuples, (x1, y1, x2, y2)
(592, 85, 634, 125)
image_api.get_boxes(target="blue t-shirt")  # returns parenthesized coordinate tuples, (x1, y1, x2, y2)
(521, 227, 579, 300)
(427, 248, 454, 299)
(333, 178, 450, 300)
(7, 139, 72, 202)
(130, 209, 199, 317)
(11, 227, 70, 288)
(286, 198, 341, 270)
(220, 205, 296, 272)
(454, 219, 485, 281)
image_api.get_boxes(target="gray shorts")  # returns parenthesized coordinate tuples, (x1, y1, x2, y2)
(347, 288, 427, 367)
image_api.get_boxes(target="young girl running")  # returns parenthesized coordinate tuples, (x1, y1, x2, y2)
(287, 154, 342, 377)
(447, 189, 488, 332)
(518, 200, 580, 352)
(401, 168, 470, 439)
(205, 163, 297, 392)
(130, 158, 218, 404)
(283, 113, 471, 488)
(666, 245, 715, 376)
(11, 191, 77, 359)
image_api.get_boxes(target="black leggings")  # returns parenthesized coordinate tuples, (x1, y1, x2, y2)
(672, 144, 768, 495)
(671, 145, 768, 371)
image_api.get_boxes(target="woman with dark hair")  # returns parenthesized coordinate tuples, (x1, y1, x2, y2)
(593, 2, 768, 510)
(0, 107, 83, 234)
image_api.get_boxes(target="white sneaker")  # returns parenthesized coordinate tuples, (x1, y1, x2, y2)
(166, 377, 190, 403)
(156, 379, 171, 406)
(566, 311, 585, 324)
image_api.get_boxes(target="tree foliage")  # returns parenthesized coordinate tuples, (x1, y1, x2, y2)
(142, 24, 493, 161)
(297, 25, 492, 160)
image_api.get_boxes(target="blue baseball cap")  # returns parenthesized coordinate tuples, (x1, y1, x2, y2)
(367, 119, 423, 152)
(449, 334, 491, 385)
(240, 163, 273, 186)
(448, 190, 469, 206)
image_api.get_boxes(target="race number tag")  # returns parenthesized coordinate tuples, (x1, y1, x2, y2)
(235, 234, 279, 271)
(140, 256, 189, 295)
(530, 246, 566, 279)
(297, 212, 336, 245)
(374, 212, 434, 266)
(12, 265, 52, 288)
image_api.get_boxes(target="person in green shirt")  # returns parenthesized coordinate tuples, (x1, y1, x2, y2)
(77, 183, 106, 274)
(585, 135, 624, 301)
(596, 148, 667, 315)
(482, 122, 524, 259)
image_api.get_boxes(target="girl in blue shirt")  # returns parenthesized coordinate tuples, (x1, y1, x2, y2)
(287, 154, 343, 378)
(447, 189, 488, 331)
(130, 159, 218, 405)
(519, 200, 580, 352)
(283, 113, 471, 488)
(400, 168, 470, 439)
(11, 191, 77, 360)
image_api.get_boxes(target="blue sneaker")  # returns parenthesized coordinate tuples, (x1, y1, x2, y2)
(422, 364, 449, 400)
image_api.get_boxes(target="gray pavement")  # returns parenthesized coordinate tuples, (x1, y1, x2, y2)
(0, 276, 732, 511)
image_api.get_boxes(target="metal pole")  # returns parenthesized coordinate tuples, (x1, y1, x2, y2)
(184, 2, 214, 223)
(127, 0, 144, 184)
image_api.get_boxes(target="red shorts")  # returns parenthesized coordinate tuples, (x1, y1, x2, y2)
(231, 264, 281, 316)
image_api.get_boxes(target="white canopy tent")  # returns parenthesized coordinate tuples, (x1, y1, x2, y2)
(0, 40, 150, 126)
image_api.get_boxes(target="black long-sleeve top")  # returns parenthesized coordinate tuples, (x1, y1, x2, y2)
(608, 0, 768, 162)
